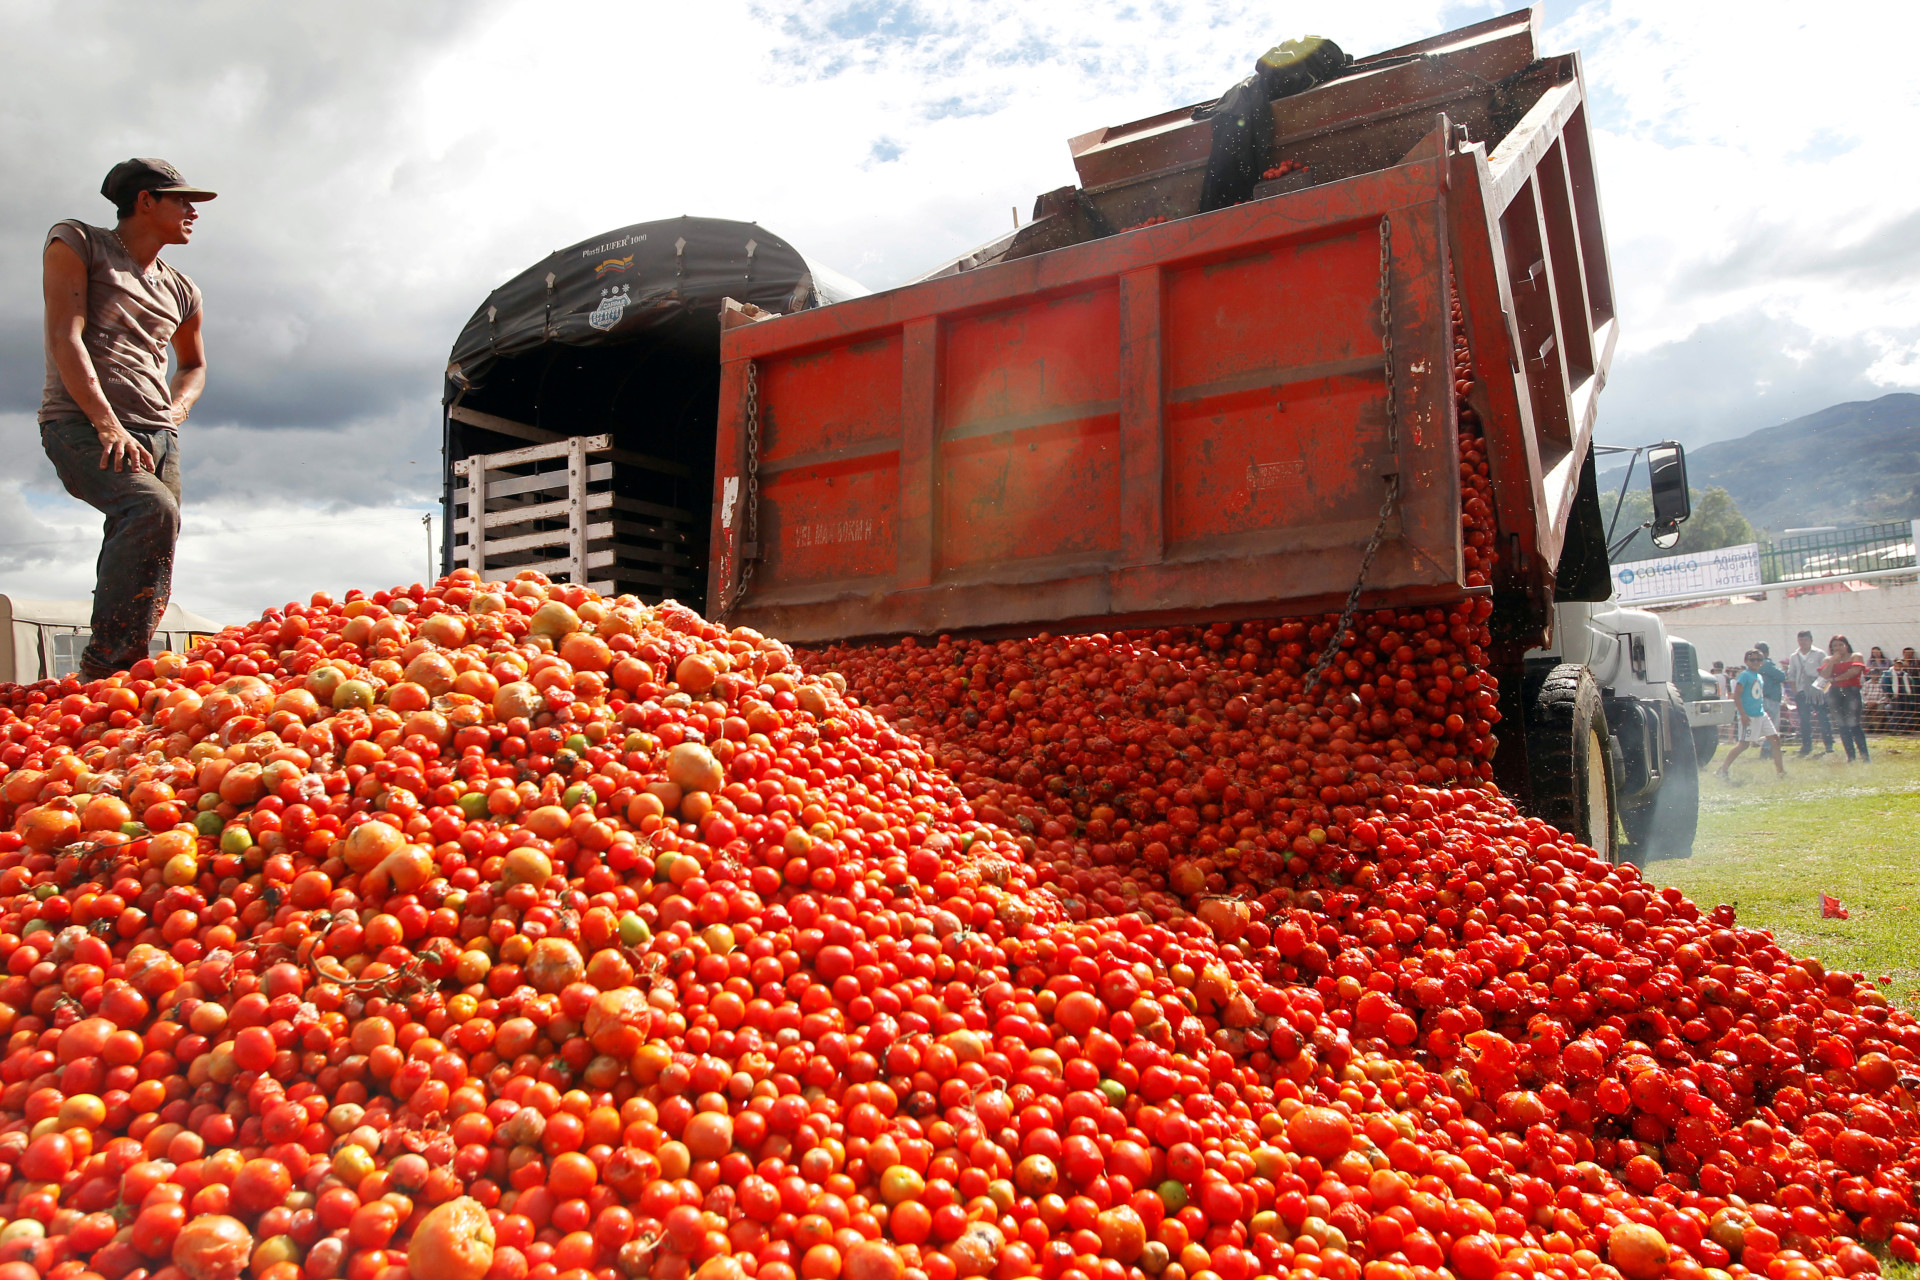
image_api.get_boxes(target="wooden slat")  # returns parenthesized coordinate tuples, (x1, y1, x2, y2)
(499, 550, 616, 577)
(460, 449, 487, 572)
(480, 522, 616, 557)
(450, 404, 562, 444)
(606, 560, 698, 579)
(566, 437, 589, 586)
(604, 541, 693, 567)
(608, 519, 693, 545)
(454, 434, 612, 475)
(481, 492, 613, 529)
(451, 410, 690, 480)
(455, 463, 612, 505)
(609, 494, 696, 524)
(481, 526, 570, 556)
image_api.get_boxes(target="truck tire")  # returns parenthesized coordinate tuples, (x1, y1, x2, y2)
(1525, 664, 1620, 861)
(1623, 687, 1699, 862)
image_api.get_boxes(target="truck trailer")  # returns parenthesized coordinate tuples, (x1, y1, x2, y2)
(444, 6, 1734, 862)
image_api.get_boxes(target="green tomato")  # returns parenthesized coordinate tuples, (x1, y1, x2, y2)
(618, 912, 651, 947)
(1158, 1180, 1189, 1212)
(1099, 1079, 1128, 1109)
(458, 792, 490, 820)
(219, 826, 253, 855)
(561, 784, 586, 808)
(565, 734, 589, 755)
(332, 680, 376, 711)
(193, 810, 224, 836)
(197, 793, 221, 813)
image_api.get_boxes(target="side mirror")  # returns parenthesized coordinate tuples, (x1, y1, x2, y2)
(1646, 441, 1690, 548)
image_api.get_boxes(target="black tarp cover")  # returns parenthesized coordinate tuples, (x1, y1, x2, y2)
(444, 216, 863, 393)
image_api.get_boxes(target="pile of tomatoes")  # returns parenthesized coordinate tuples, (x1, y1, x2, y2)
(0, 323, 1915, 1280)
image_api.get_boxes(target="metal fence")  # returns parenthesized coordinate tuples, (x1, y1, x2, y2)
(1761, 521, 1917, 583)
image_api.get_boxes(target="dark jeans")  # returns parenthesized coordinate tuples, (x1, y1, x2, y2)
(1829, 685, 1870, 762)
(39, 417, 181, 679)
(1794, 689, 1833, 753)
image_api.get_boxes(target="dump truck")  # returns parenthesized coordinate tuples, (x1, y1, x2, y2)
(444, 6, 1733, 861)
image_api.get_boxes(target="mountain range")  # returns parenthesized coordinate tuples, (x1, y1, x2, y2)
(1597, 392, 1920, 534)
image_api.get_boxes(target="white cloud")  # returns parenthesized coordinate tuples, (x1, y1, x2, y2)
(1549, 0, 1920, 442)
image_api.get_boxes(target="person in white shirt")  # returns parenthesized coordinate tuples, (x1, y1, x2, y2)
(1784, 630, 1834, 756)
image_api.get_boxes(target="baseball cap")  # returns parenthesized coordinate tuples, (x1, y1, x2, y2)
(100, 158, 218, 206)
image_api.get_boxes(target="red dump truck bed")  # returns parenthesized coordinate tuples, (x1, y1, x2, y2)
(709, 6, 1614, 644)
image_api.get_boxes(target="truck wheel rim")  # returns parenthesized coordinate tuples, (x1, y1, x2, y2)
(1586, 726, 1610, 855)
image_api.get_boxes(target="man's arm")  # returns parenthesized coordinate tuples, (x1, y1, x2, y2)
(168, 310, 205, 426)
(43, 239, 152, 473)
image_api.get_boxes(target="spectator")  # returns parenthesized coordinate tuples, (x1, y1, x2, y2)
(1716, 649, 1786, 781)
(1754, 642, 1787, 759)
(1709, 661, 1729, 699)
(1892, 646, 1920, 735)
(1865, 646, 1893, 732)
(1784, 630, 1834, 756)
(1822, 634, 1870, 764)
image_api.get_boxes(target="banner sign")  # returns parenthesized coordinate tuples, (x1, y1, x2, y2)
(1613, 542, 1763, 603)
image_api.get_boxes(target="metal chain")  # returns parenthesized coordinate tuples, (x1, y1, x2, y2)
(1378, 216, 1398, 462)
(1304, 216, 1400, 697)
(1302, 478, 1399, 696)
(729, 361, 761, 612)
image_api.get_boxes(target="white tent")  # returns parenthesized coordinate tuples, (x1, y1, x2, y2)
(0, 596, 222, 683)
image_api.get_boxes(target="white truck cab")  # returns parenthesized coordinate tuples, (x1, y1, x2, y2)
(1503, 442, 1737, 864)
(1524, 599, 1735, 862)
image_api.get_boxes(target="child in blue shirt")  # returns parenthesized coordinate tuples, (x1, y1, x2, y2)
(1716, 649, 1786, 779)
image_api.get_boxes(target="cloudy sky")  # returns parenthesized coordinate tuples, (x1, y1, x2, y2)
(4, 0, 1918, 624)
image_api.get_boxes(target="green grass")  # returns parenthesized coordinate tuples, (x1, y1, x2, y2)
(1644, 735, 1920, 1009)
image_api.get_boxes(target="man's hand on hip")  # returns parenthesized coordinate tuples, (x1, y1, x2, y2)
(95, 422, 153, 473)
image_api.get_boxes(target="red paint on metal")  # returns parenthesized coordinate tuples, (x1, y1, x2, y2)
(708, 46, 1617, 646)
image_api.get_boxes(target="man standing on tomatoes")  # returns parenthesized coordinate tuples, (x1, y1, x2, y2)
(40, 159, 214, 680)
